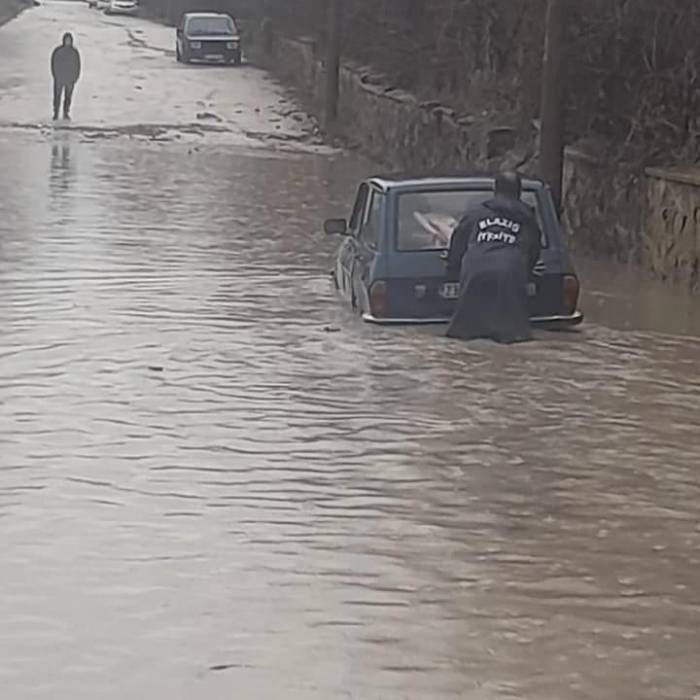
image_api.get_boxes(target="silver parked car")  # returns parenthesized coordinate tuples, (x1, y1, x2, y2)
(104, 0, 138, 15)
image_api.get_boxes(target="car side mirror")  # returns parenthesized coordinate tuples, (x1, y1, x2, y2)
(324, 218, 348, 236)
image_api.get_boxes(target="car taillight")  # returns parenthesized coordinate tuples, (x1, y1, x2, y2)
(369, 280, 387, 318)
(562, 275, 580, 315)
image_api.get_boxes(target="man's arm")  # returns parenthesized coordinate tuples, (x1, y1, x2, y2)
(74, 50, 81, 82)
(446, 215, 472, 281)
(50, 48, 58, 79)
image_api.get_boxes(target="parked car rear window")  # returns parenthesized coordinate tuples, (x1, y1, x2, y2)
(187, 17, 236, 35)
(396, 189, 546, 251)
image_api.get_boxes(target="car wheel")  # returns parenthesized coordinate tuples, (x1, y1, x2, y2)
(175, 44, 181, 62)
(233, 52, 242, 66)
(182, 46, 191, 64)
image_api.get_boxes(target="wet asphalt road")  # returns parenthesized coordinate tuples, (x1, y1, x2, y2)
(0, 0, 325, 147)
(1, 3, 700, 700)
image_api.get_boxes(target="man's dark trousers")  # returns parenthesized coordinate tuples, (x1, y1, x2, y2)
(53, 81, 75, 118)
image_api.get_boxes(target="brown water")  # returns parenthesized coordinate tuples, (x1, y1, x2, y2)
(1, 132, 700, 700)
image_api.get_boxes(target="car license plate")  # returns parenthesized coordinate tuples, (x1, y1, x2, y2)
(205, 54, 222, 60)
(440, 282, 536, 299)
(439, 282, 460, 300)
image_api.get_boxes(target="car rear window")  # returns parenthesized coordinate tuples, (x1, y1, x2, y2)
(396, 189, 547, 251)
(187, 16, 236, 35)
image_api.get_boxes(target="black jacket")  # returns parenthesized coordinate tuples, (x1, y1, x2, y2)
(51, 45, 81, 85)
(446, 195, 542, 281)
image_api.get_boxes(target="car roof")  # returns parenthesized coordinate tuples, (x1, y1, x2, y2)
(368, 173, 546, 193)
(184, 12, 233, 19)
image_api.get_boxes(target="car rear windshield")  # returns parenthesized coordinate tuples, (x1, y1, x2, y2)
(187, 16, 236, 35)
(396, 189, 547, 252)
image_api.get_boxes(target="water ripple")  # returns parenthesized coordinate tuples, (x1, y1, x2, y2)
(1, 136, 699, 699)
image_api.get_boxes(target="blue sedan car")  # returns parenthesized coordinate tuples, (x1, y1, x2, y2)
(325, 174, 584, 328)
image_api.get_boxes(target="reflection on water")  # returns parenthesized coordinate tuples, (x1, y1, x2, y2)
(51, 141, 71, 172)
(1, 133, 699, 700)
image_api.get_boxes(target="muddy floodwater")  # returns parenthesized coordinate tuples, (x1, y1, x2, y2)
(1, 4, 700, 697)
(2, 131, 700, 700)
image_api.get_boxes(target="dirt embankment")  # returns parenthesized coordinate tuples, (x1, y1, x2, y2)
(0, 0, 31, 27)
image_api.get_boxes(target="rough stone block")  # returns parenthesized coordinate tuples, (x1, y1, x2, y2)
(644, 167, 700, 289)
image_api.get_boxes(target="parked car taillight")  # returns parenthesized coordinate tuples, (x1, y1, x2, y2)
(562, 275, 580, 315)
(369, 280, 387, 318)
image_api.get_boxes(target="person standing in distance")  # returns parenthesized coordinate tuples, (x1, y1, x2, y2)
(51, 32, 81, 120)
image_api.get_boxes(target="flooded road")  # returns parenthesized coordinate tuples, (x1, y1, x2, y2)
(2, 4, 700, 700)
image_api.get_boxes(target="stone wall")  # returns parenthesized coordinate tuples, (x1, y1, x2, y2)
(335, 63, 533, 173)
(265, 34, 323, 108)
(254, 32, 534, 174)
(562, 147, 644, 264)
(644, 168, 700, 290)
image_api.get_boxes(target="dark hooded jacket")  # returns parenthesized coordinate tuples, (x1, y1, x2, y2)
(51, 34, 81, 85)
(446, 195, 541, 282)
(445, 195, 543, 343)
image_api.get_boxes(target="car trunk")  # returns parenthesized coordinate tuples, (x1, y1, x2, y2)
(384, 249, 569, 321)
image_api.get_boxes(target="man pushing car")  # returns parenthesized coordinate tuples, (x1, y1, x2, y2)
(445, 171, 542, 344)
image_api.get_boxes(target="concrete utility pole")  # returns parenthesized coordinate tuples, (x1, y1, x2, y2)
(539, 0, 565, 211)
(324, 0, 342, 127)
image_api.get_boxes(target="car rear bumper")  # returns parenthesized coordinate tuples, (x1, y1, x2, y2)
(530, 311, 584, 329)
(362, 310, 584, 327)
(188, 47, 240, 63)
(107, 5, 138, 13)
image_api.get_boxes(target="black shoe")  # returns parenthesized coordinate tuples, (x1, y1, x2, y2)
(53, 112, 59, 120)
(63, 113, 71, 120)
